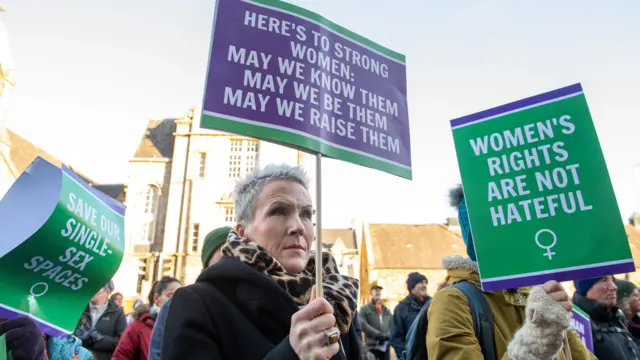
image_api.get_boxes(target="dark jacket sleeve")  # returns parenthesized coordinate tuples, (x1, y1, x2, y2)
(162, 286, 299, 360)
(389, 304, 406, 357)
(148, 299, 172, 360)
(93, 309, 127, 351)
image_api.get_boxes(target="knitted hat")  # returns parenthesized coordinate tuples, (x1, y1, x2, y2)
(449, 185, 477, 261)
(201, 226, 233, 267)
(616, 279, 637, 303)
(407, 272, 427, 292)
(574, 277, 603, 296)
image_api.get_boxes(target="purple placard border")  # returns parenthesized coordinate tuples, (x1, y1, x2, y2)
(480, 260, 635, 292)
(0, 306, 68, 337)
(450, 83, 583, 129)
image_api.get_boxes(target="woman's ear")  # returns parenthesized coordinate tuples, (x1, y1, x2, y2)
(235, 223, 246, 237)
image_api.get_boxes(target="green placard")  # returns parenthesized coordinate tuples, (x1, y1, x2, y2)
(0, 334, 6, 360)
(450, 83, 634, 291)
(0, 157, 125, 336)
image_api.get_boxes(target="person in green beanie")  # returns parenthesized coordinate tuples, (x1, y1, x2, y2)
(616, 279, 640, 339)
(148, 226, 232, 360)
(201, 226, 233, 268)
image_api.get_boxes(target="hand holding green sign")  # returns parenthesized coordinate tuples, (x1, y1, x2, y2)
(451, 83, 634, 291)
(0, 157, 125, 336)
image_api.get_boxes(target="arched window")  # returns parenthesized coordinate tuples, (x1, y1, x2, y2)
(142, 186, 159, 244)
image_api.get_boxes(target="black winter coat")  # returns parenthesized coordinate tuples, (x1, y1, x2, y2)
(76, 301, 127, 360)
(389, 295, 428, 358)
(573, 294, 640, 359)
(161, 256, 361, 360)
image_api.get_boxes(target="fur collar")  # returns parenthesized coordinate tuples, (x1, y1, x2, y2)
(441, 255, 478, 272)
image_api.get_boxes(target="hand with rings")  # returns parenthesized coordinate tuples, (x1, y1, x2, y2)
(290, 286, 341, 360)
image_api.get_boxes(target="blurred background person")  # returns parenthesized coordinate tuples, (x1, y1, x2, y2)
(75, 280, 127, 360)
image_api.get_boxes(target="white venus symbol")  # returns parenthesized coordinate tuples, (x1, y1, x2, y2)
(535, 229, 558, 260)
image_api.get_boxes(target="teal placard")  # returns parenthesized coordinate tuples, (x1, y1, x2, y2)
(450, 84, 634, 291)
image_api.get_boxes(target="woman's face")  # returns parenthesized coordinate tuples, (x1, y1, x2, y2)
(112, 294, 123, 308)
(626, 289, 640, 313)
(154, 281, 182, 308)
(238, 180, 314, 273)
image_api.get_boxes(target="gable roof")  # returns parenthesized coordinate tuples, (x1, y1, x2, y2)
(4, 128, 60, 174)
(367, 223, 466, 269)
(322, 229, 356, 249)
(134, 119, 177, 159)
(93, 184, 126, 203)
(2, 128, 94, 183)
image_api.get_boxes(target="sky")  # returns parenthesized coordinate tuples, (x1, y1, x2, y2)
(1, 0, 639, 228)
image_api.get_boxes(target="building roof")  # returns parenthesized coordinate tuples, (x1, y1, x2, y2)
(134, 119, 176, 159)
(93, 184, 126, 203)
(322, 228, 356, 249)
(367, 223, 466, 269)
(2, 128, 94, 183)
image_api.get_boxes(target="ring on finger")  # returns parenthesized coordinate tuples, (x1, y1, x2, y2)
(324, 328, 340, 346)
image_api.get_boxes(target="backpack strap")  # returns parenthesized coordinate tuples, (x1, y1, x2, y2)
(451, 281, 496, 360)
(402, 297, 432, 360)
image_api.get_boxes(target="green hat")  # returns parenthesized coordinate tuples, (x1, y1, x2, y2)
(616, 279, 638, 304)
(201, 226, 232, 267)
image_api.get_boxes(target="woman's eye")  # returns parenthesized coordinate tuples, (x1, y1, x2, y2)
(300, 210, 312, 218)
(270, 208, 286, 216)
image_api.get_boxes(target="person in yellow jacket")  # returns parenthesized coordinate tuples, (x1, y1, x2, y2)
(425, 185, 597, 360)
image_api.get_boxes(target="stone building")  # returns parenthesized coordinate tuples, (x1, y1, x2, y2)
(111, 108, 309, 299)
(0, 13, 15, 131)
(354, 220, 467, 310)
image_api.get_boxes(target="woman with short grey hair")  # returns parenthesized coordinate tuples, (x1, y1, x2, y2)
(162, 164, 361, 360)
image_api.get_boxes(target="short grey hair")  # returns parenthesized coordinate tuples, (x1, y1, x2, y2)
(234, 163, 310, 223)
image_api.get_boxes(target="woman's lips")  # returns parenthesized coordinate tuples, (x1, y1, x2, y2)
(285, 244, 306, 251)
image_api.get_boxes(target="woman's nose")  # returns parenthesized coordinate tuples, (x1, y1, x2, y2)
(287, 214, 305, 235)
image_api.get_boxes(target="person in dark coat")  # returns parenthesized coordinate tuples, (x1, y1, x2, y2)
(359, 283, 392, 360)
(75, 280, 127, 360)
(389, 272, 429, 358)
(162, 164, 361, 359)
(147, 227, 231, 360)
(0, 317, 46, 360)
(573, 276, 640, 359)
(616, 279, 640, 340)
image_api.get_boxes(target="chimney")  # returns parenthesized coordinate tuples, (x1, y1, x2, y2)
(446, 217, 460, 231)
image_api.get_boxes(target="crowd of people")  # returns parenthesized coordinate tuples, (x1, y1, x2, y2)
(1, 165, 640, 359)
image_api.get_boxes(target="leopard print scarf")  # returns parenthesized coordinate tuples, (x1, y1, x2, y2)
(222, 230, 359, 334)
